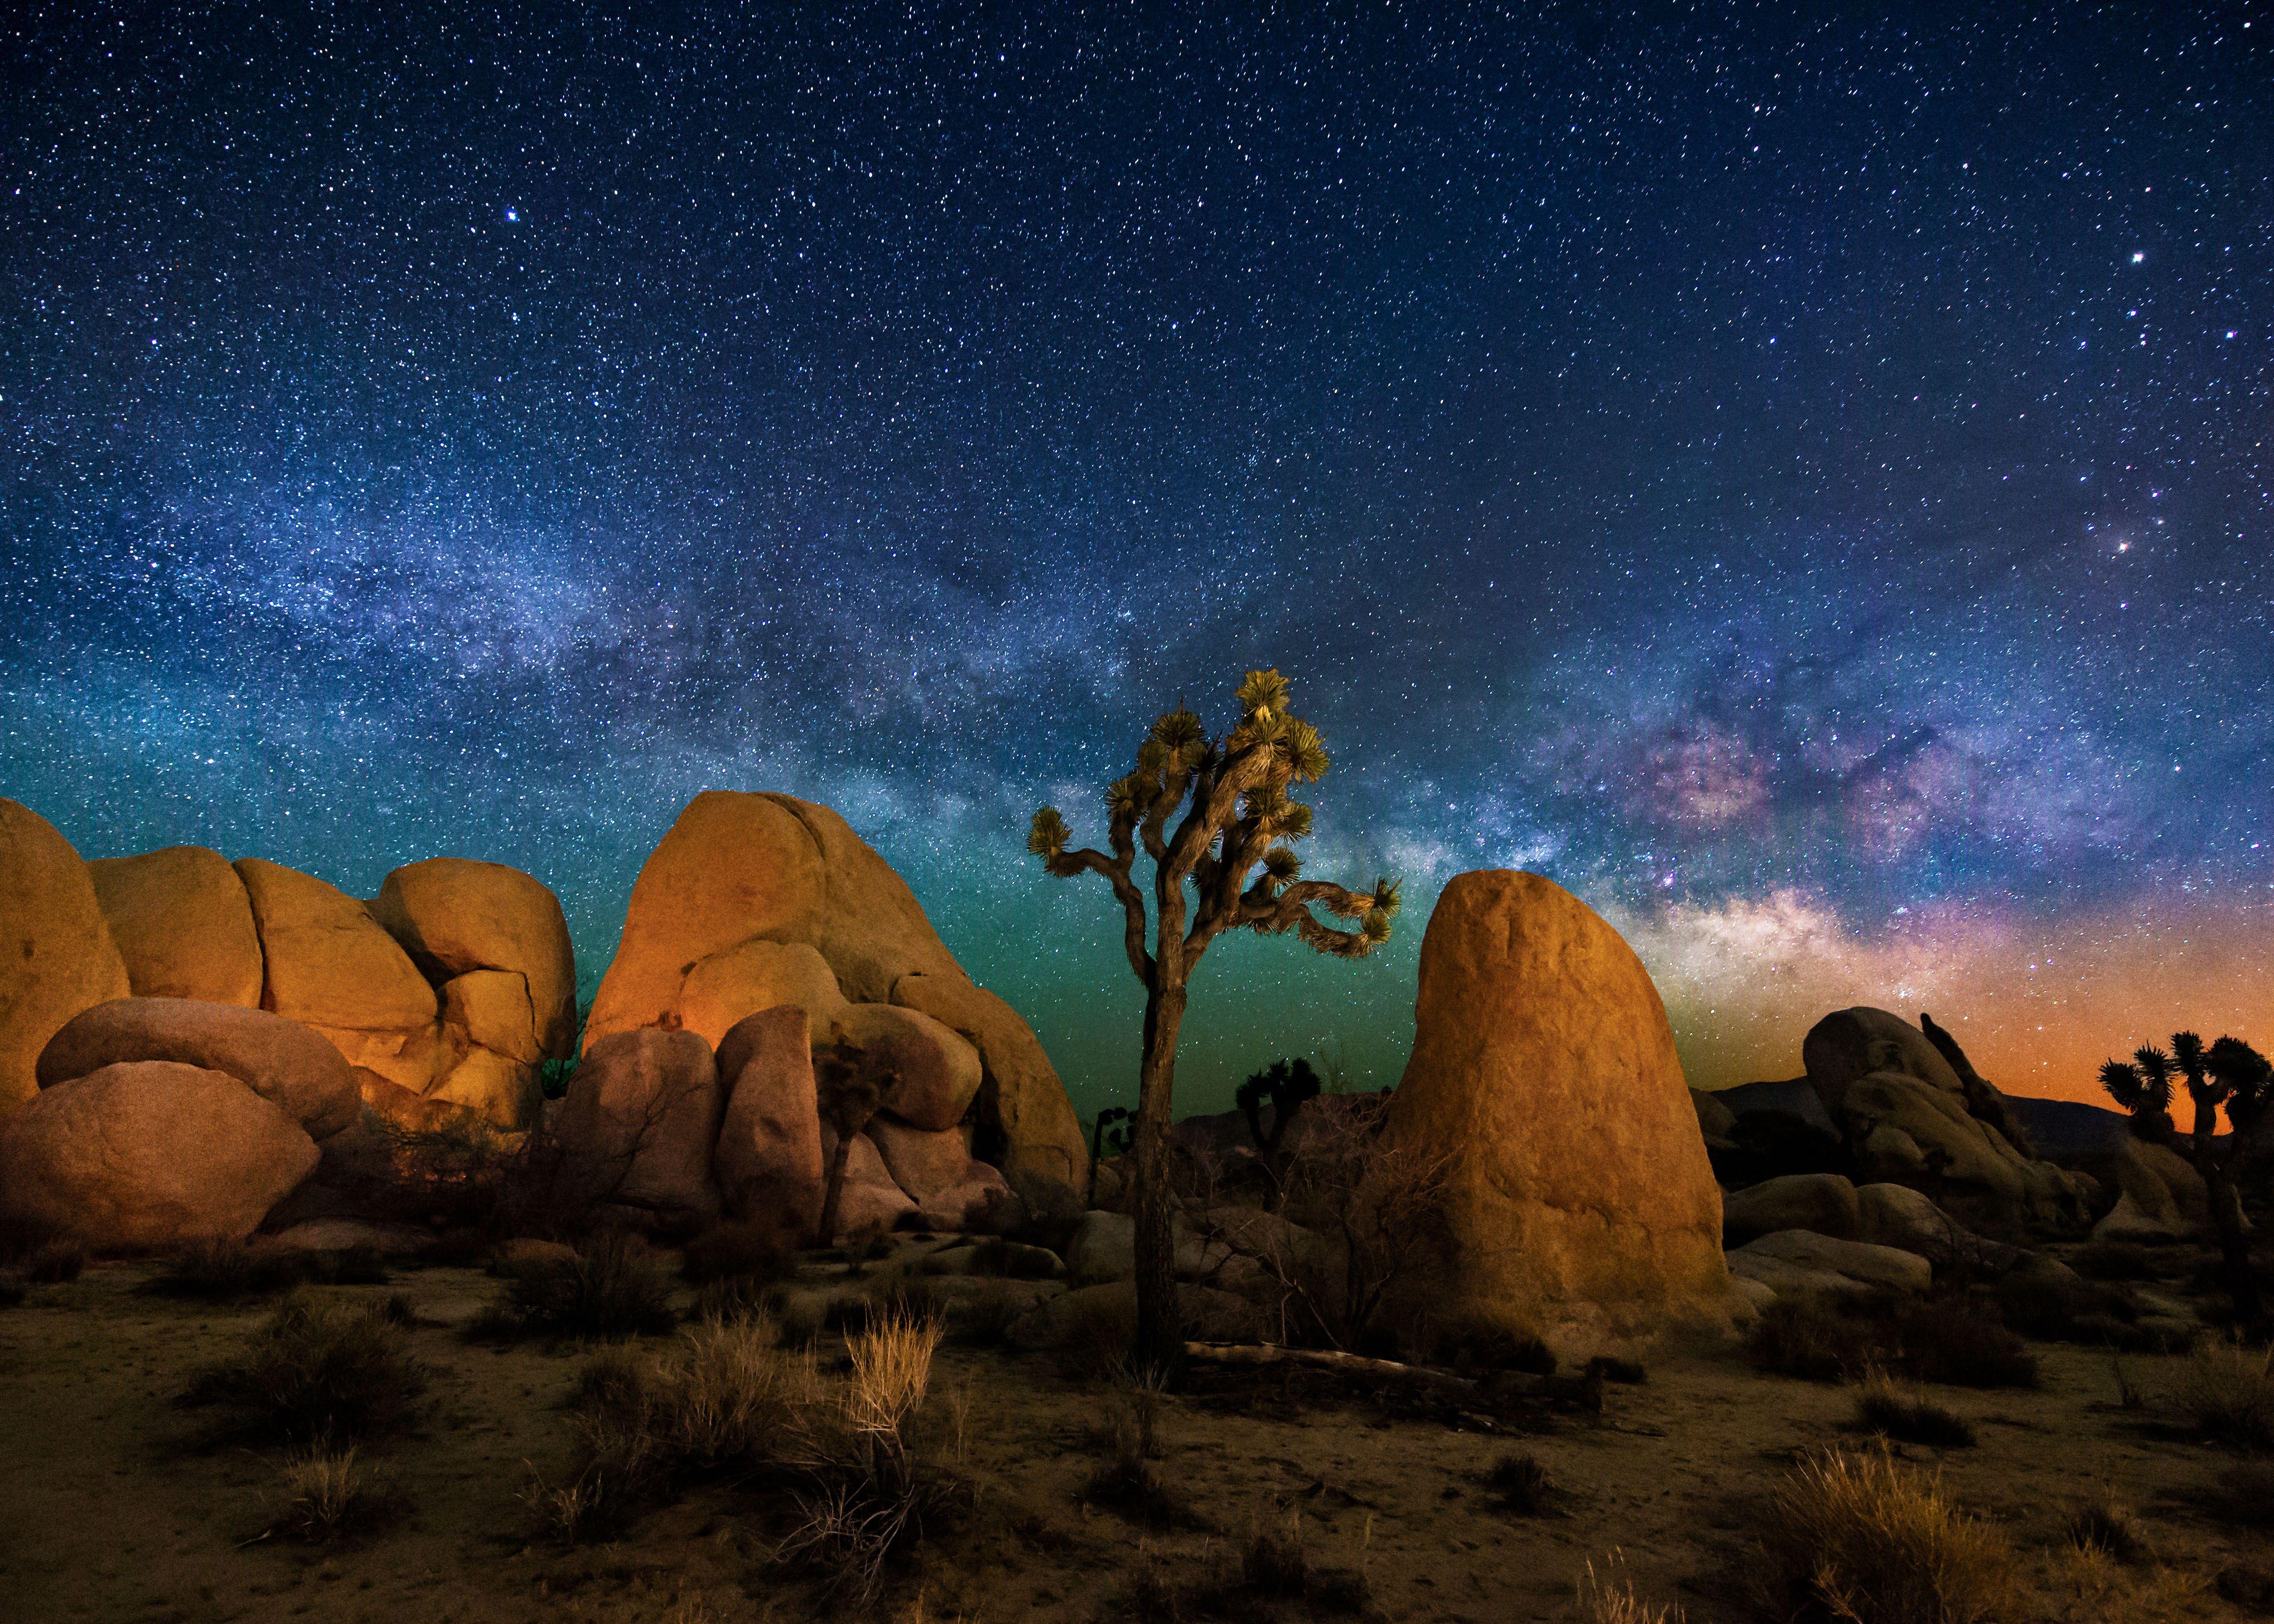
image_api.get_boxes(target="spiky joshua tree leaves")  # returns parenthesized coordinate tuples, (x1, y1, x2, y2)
(2100, 1032, 2274, 1334)
(1029, 667, 1399, 1376)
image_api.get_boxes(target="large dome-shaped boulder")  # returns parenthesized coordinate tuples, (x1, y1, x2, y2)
(583, 791, 966, 1049)
(891, 973, 1090, 1208)
(553, 1029, 724, 1221)
(713, 1005, 824, 1234)
(0, 1061, 319, 1249)
(1386, 871, 1732, 1349)
(234, 858, 443, 1094)
(370, 858, 578, 1060)
(1803, 1007, 1966, 1117)
(0, 801, 131, 1115)
(819, 1126, 917, 1239)
(86, 845, 263, 1007)
(36, 997, 359, 1139)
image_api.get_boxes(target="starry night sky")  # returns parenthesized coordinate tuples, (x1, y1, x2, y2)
(4, 4, 2269, 1116)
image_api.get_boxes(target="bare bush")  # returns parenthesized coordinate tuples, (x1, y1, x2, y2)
(1182, 1092, 1456, 1355)
(181, 1291, 427, 1445)
(2175, 1334, 2274, 1451)
(273, 1443, 396, 1542)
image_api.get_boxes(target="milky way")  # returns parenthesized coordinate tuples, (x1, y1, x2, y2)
(4, 6, 2269, 1112)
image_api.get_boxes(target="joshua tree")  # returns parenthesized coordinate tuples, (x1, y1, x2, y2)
(1238, 1058, 1323, 1155)
(2099, 1032, 2273, 1333)
(1029, 667, 1399, 1376)
(816, 1041, 888, 1247)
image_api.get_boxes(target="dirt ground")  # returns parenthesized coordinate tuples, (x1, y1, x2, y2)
(3, 1253, 2270, 1624)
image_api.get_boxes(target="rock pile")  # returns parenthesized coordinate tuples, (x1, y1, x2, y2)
(579, 791, 1088, 1215)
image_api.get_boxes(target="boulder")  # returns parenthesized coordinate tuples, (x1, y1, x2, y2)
(1005, 1279, 1263, 1351)
(1721, 1173, 1862, 1247)
(584, 791, 966, 1050)
(553, 1029, 724, 1221)
(234, 858, 442, 1094)
(713, 1005, 825, 1236)
(1726, 1229, 1935, 1300)
(1855, 1180, 2027, 1275)
(438, 970, 545, 1065)
(866, 1114, 977, 1203)
(1385, 871, 1733, 1347)
(370, 857, 578, 1059)
(1837, 1067, 2090, 1233)
(428, 1045, 541, 1130)
(0, 801, 131, 1115)
(1803, 1007, 1968, 1119)
(819, 1127, 916, 1238)
(2092, 1136, 2210, 1243)
(86, 845, 263, 1007)
(1066, 1209, 1136, 1286)
(36, 997, 360, 1139)
(678, 938, 849, 1053)
(0, 1061, 319, 1249)
(914, 1163, 1019, 1234)
(890, 973, 1090, 1207)
(833, 1003, 983, 1132)
(1690, 1087, 1737, 1147)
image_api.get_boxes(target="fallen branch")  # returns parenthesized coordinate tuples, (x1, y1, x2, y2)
(1181, 1341, 1601, 1408)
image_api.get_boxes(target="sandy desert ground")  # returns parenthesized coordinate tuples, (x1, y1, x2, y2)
(4, 1239, 2273, 1624)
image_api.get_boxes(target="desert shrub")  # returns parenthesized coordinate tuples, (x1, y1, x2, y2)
(1993, 1266, 2176, 1350)
(469, 1231, 676, 1342)
(144, 1239, 308, 1300)
(1485, 1450, 1555, 1514)
(272, 1443, 397, 1542)
(1748, 1297, 1889, 1381)
(691, 1270, 787, 1325)
(2063, 1488, 2146, 1564)
(2175, 1335, 2274, 1452)
(22, 1239, 86, 1284)
(181, 1291, 427, 1444)
(679, 1217, 796, 1284)
(1851, 1371, 1976, 1448)
(377, 1291, 416, 1328)
(1892, 1301, 2038, 1390)
(568, 1343, 649, 1415)
(1758, 1447, 2022, 1624)
(1241, 1518, 1310, 1595)
(1081, 1374, 1209, 1534)
(1586, 1355, 1647, 1385)
(0, 1277, 24, 1309)
(1057, 1288, 1139, 1381)
(1443, 1325, 1558, 1377)
(943, 1283, 1029, 1349)
(778, 1309, 959, 1601)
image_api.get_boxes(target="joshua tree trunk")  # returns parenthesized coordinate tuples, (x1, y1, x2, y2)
(1132, 979, 1188, 1377)
(817, 1131, 855, 1248)
(2192, 1107, 2264, 1331)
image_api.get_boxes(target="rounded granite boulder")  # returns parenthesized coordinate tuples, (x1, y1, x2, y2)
(36, 997, 360, 1140)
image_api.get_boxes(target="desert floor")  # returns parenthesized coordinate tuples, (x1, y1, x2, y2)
(3, 1250, 2269, 1624)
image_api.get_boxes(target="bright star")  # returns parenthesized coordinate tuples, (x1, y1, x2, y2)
(505, 207, 519, 222)
(2131, 251, 2144, 262)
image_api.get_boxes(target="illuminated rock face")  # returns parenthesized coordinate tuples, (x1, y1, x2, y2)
(0, 799, 131, 1117)
(583, 789, 1090, 1215)
(87, 845, 263, 1008)
(0, 1060, 319, 1250)
(1388, 870, 1735, 1352)
(37, 997, 359, 1141)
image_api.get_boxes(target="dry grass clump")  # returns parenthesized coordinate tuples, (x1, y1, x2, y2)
(270, 1443, 399, 1542)
(2174, 1334, 2274, 1452)
(1851, 1370, 1976, 1448)
(22, 1238, 87, 1284)
(1484, 1450, 1557, 1516)
(1749, 1297, 2037, 1389)
(1081, 1374, 1212, 1534)
(469, 1230, 676, 1342)
(1579, 1553, 1686, 1624)
(181, 1290, 427, 1444)
(2192, 1461, 2274, 1529)
(1757, 1447, 2021, 1624)
(2062, 1487, 2147, 1564)
(1747, 1297, 1883, 1382)
(144, 1239, 386, 1300)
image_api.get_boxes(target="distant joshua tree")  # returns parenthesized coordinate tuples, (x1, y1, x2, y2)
(1029, 668, 1399, 1376)
(1237, 1058, 1323, 1156)
(2099, 1032, 2273, 1332)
